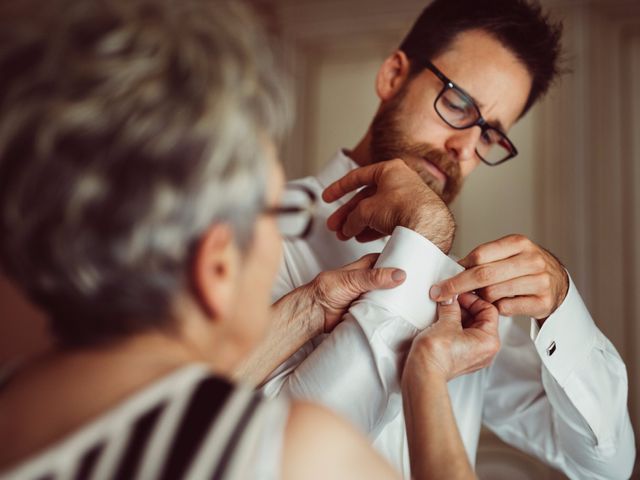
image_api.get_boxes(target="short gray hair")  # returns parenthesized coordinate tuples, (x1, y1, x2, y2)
(0, 0, 291, 345)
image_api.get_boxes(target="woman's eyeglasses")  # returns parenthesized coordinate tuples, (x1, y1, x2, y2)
(264, 184, 316, 239)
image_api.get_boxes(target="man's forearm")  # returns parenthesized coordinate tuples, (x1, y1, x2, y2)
(233, 285, 321, 385)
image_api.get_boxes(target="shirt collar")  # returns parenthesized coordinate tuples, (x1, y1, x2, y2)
(316, 149, 359, 189)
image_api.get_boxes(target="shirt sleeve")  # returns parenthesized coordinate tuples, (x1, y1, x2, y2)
(262, 226, 463, 434)
(482, 275, 636, 479)
(260, 245, 319, 399)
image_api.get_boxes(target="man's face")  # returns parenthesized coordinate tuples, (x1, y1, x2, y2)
(370, 29, 533, 204)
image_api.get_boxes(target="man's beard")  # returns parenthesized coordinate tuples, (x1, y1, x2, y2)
(369, 88, 463, 205)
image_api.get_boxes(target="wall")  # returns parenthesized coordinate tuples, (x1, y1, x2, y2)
(535, 3, 640, 476)
(451, 112, 538, 258)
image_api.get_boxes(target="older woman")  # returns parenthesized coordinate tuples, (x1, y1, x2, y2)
(0, 0, 499, 479)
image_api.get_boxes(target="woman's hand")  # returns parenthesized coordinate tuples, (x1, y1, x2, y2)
(235, 254, 405, 384)
(401, 293, 498, 480)
(307, 253, 406, 334)
(403, 293, 500, 384)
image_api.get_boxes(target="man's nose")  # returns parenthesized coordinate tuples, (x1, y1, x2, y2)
(444, 126, 481, 163)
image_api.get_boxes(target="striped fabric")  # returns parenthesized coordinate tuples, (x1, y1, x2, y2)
(1, 365, 287, 480)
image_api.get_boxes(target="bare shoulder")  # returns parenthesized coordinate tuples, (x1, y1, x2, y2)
(281, 401, 398, 480)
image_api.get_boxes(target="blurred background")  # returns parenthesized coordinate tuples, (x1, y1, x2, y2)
(1, 0, 638, 478)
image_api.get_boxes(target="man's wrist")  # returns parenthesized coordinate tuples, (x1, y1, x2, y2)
(405, 209, 455, 254)
(557, 268, 570, 309)
(537, 267, 570, 325)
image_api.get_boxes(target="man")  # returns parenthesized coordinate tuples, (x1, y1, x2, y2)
(263, 0, 636, 478)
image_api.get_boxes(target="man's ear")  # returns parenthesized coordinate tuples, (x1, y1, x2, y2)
(191, 223, 238, 323)
(375, 50, 412, 101)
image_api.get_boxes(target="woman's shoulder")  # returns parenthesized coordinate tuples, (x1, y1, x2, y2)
(281, 401, 398, 480)
(1, 364, 275, 479)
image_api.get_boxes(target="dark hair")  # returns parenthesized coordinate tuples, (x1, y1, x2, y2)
(0, 0, 290, 347)
(399, 0, 564, 115)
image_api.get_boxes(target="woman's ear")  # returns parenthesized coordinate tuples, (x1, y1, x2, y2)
(191, 223, 238, 323)
(375, 50, 412, 101)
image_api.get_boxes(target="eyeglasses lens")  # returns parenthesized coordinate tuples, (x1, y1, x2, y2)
(436, 88, 513, 165)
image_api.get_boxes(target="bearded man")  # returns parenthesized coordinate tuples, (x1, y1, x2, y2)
(260, 1, 636, 478)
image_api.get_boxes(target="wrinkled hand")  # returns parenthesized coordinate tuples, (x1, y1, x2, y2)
(403, 293, 500, 382)
(322, 159, 456, 253)
(309, 253, 406, 333)
(430, 234, 569, 322)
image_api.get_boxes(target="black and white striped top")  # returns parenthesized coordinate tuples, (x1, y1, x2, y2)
(1, 365, 289, 480)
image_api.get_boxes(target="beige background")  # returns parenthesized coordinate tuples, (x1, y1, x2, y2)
(1, 0, 638, 478)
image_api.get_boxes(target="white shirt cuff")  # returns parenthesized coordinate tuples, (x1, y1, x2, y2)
(361, 226, 464, 329)
(529, 273, 598, 386)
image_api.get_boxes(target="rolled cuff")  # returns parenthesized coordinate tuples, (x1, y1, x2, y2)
(530, 274, 598, 387)
(362, 226, 464, 329)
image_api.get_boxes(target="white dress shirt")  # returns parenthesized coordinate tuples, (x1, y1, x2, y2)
(264, 150, 635, 479)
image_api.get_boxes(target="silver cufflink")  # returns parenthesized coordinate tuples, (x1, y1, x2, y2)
(546, 341, 556, 356)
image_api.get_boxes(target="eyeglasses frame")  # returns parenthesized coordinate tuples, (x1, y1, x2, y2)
(263, 184, 316, 239)
(416, 59, 519, 166)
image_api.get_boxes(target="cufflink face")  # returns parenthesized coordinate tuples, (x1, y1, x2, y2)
(546, 341, 557, 356)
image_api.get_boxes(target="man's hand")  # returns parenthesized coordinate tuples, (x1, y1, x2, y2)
(322, 159, 456, 253)
(429, 234, 569, 321)
(403, 293, 500, 383)
(307, 253, 406, 333)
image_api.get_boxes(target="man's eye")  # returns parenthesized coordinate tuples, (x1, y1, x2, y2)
(481, 130, 496, 145)
(443, 97, 466, 112)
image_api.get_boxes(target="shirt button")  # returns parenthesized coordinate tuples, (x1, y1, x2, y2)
(546, 341, 557, 356)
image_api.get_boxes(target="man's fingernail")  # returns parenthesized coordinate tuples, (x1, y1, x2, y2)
(429, 285, 441, 299)
(392, 269, 406, 282)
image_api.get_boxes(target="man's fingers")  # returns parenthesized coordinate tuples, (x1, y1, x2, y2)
(322, 163, 382, 203)
(341, 200, 375, 238)
(458, 234, 530, 268)
(355, 228, 386, 243)
(477, 273, 548, 303)
(326, 186, 375, 232)
(494, 295, 542, 318)
(430, 253, 540, 302)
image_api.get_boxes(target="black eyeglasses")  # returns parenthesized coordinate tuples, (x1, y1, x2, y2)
(263, 184, 316, 239)
(415, 59, 518, 166)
